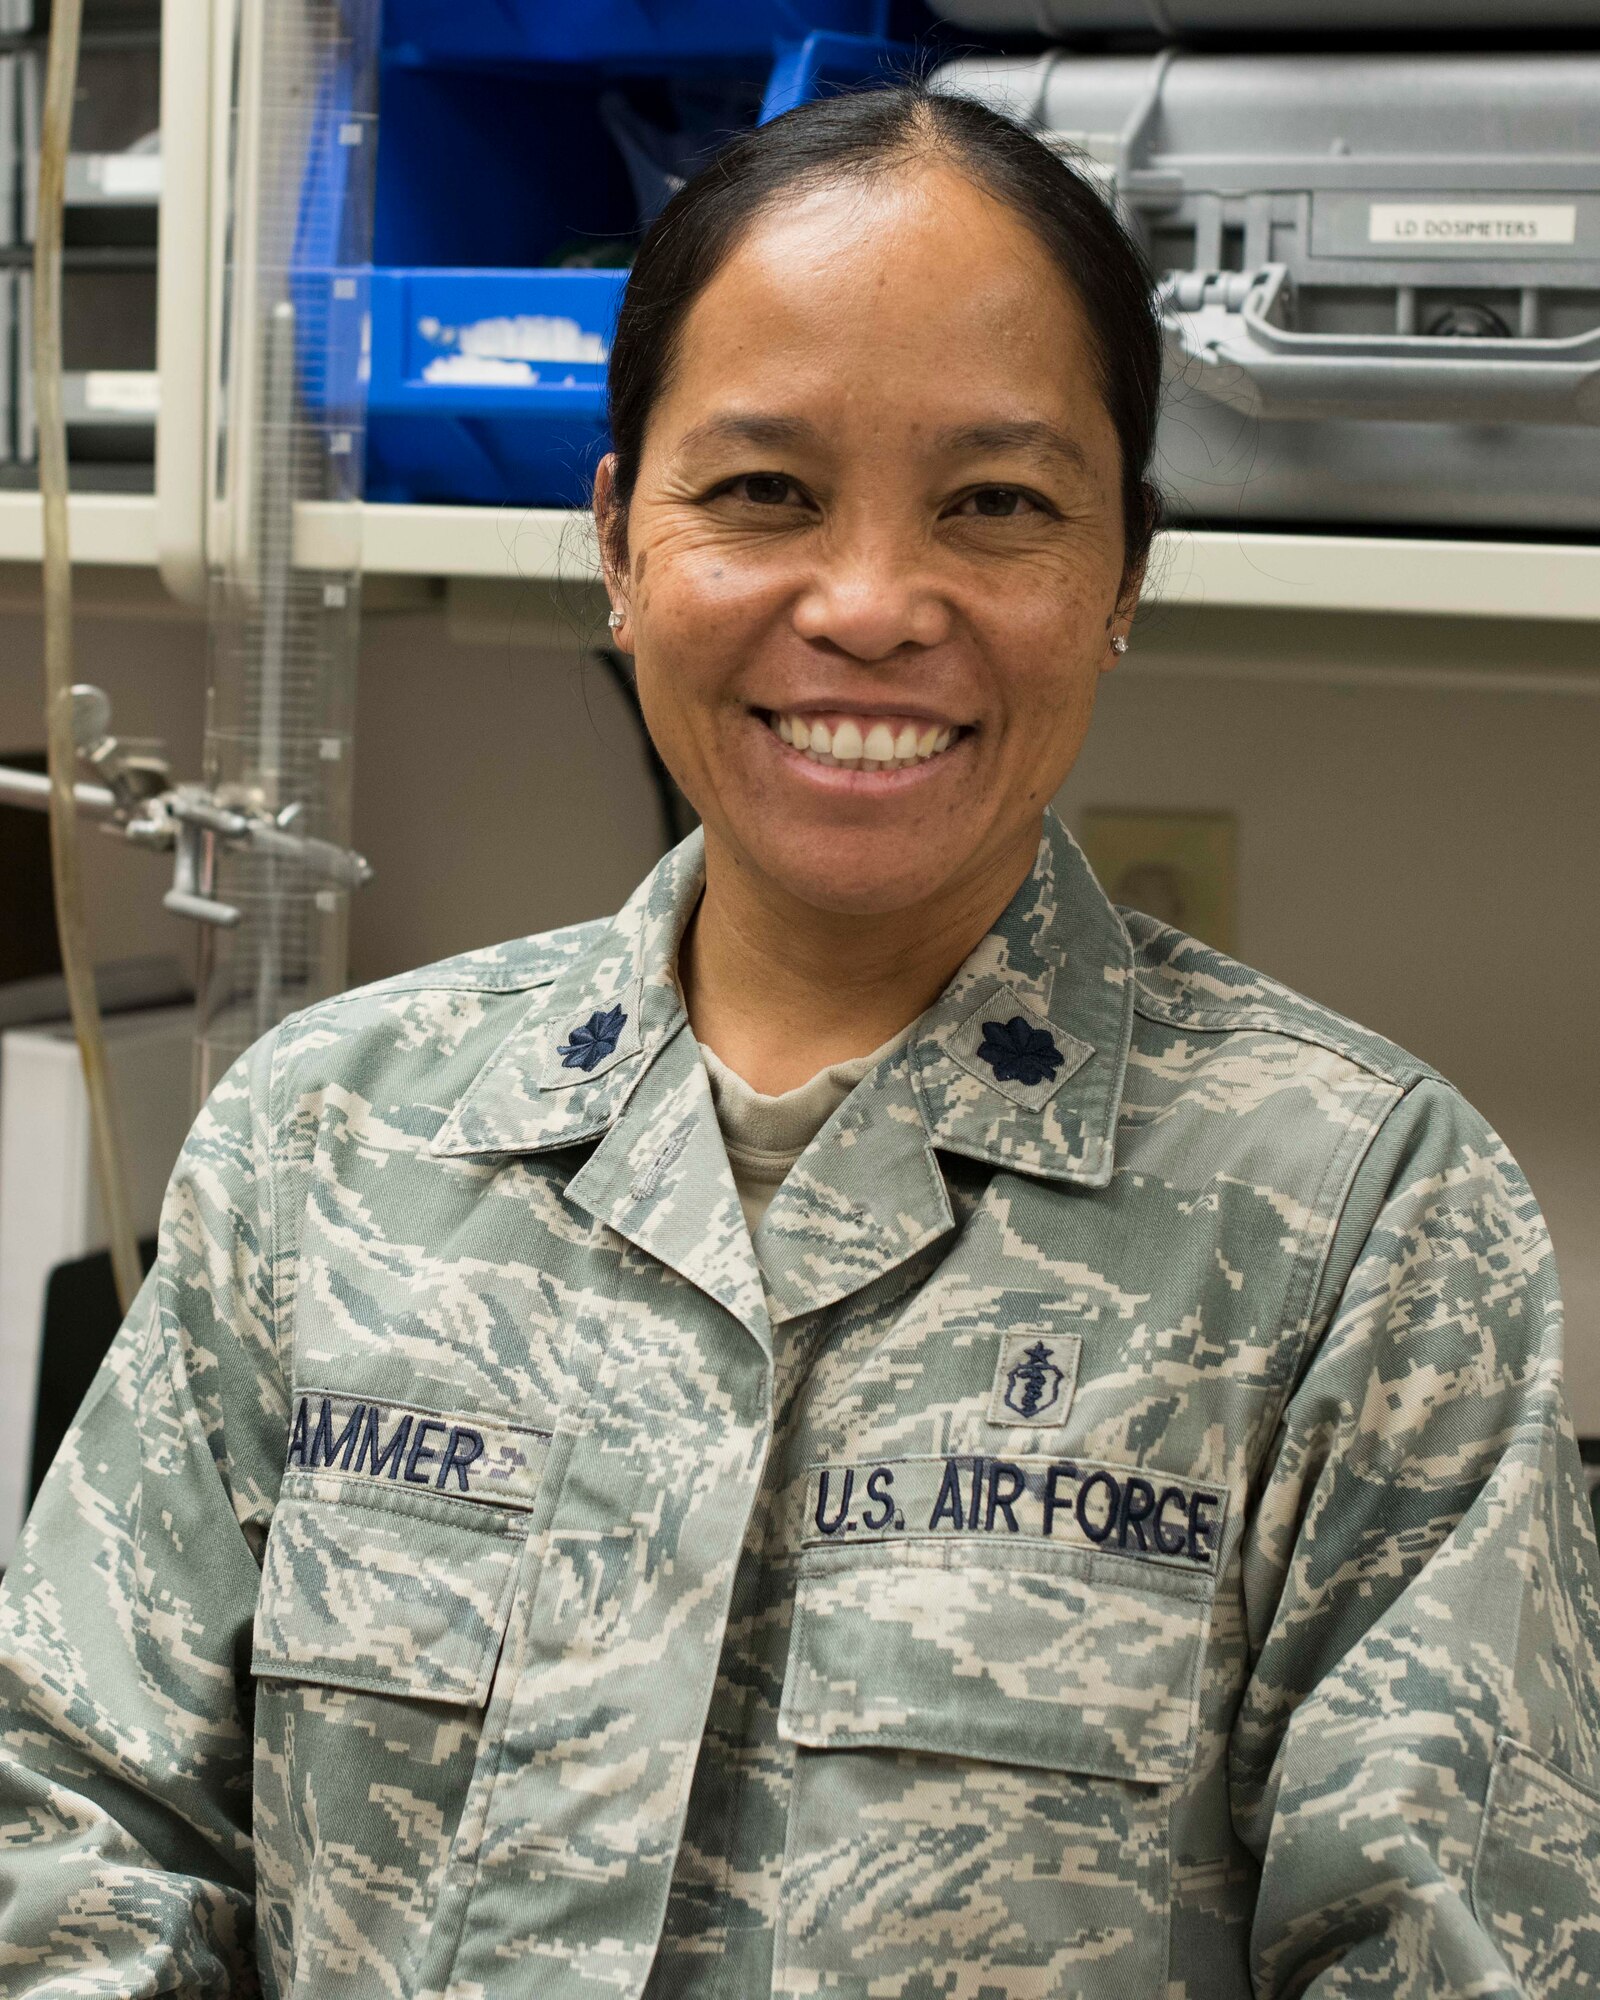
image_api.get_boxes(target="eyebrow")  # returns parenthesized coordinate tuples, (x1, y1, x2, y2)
(675, 411, 1093, 480)
(934, 420, 1093, 480)
(675, 412, 822, 457)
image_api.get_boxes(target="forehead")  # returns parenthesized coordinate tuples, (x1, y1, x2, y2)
(659, 163, 1108, 441)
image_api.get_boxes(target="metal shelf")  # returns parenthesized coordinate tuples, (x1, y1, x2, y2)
(1146, 530, 1600, 624)
(299, 501, 586, 586)
(3, 491, 1599, 624)
(0, 489, 159, 565)
(333, 506, 1600, 624)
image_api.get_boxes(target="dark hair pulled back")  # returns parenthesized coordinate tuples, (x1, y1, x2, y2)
(603, 82, 1163, 587)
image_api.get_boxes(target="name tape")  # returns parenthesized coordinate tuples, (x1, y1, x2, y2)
(805, 1454, 1227, 1570)
(285, 1390, 550, 1508)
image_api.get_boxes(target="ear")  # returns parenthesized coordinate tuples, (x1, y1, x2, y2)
(1100, 553, 1146, 671)
(1116, 548, 1148, 625)
(592, 453, 634, 648)
(1113, 485, 1160, 636)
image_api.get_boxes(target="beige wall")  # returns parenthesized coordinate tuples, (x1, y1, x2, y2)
(0, 573, 207, 974)
(1, 578, 1595, 1425)
(1063, 604, 1600, 1431)
(346, 581, 665, 983)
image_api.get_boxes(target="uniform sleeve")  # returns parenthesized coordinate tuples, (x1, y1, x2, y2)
(0, 1027, 288, 1998)
(1230, 1078, 1600, 1999)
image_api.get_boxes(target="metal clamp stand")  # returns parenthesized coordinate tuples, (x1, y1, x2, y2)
(0, 681, 374, 933)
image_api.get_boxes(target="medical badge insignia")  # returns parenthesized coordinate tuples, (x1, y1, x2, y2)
(987, 1328, 1081, 1429)
(1006, 1341, 1063, 1417)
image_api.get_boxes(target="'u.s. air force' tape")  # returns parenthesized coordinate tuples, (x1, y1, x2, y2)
(805, 1454, 1228, 1569)
(285, 1389, 551, 1510)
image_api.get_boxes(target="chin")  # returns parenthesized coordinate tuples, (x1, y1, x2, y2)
(744, 824, 969, 920)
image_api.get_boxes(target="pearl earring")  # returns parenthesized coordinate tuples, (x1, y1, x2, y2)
(1111, 634, 1129, 655)
(608, 609, 624, 630)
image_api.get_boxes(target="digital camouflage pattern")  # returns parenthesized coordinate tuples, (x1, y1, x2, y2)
(1, 810, 1598, 1999)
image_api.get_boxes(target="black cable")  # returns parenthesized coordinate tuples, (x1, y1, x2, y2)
(594, 647, 696, 854)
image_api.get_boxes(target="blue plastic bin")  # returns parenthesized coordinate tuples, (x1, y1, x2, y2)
(363, 268, 622, 506)
(305, 27, 915, 508)
(381, 0, 891, 69)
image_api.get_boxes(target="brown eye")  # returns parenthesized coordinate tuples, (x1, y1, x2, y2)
(955, 486, 1044, 519)
(726, 473, 804, 507)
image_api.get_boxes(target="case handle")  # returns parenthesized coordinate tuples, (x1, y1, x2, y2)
(1163, 264, 1600, 426)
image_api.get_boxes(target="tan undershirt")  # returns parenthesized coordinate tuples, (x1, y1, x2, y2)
(699, 1025, 915, 1241)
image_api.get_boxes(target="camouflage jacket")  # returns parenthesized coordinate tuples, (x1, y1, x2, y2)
(2, 812, 1598, 2000)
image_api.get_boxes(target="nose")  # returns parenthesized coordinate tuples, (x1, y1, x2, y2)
(790, 528, 952, 661)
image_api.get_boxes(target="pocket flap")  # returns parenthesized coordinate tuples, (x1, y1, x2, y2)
(253, 1485, 525, 1707)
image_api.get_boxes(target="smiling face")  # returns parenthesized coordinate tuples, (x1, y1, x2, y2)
(596, 159, 1141, 922)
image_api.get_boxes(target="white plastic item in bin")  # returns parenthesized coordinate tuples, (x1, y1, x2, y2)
(928, 0, 1600, 32)
(935, 51, 1600, 534)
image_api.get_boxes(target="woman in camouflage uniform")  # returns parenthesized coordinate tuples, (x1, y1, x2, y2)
(3, 84, 1598, 2000)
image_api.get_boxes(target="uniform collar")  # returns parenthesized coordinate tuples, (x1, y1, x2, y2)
(906, 811, 1134, 1189)
(429, 814, 1133, 1337)
(431, 811, 1133, 1187)
(430, 827, 705, 1161)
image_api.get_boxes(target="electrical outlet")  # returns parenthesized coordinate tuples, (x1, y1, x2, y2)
(1079, 810, 1237, 955)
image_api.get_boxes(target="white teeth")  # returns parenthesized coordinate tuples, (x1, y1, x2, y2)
(767, 711, 961, 769)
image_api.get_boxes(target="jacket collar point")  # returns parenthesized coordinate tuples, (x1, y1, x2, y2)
(428, 815, 1134, 1195)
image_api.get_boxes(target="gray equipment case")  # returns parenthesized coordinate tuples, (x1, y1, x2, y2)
(934, 52, 1600, 533)
(930, 2, 1600, 36)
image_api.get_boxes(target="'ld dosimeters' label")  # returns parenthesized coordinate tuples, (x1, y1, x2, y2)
(1368, 202, 1577, 249)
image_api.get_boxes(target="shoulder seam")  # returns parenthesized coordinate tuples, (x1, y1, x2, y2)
(1130, 989, 1442, 1093)
(289, 970, 560, 1029)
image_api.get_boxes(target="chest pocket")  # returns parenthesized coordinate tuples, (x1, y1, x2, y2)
(253, 1388, 548, 1695)
(772, 1465, 1222, 2000)
(250, 1396, 548, 2000)
(253, 1480, 527, 1703)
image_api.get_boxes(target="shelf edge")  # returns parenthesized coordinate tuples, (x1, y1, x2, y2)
(5, 495, 1595, 626)
(0, 492, 161, 568)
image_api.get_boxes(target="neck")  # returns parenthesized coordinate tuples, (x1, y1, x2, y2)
(678, 824, 1041, 1096)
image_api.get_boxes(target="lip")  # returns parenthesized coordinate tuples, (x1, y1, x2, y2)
(747, 708, 972, 791)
